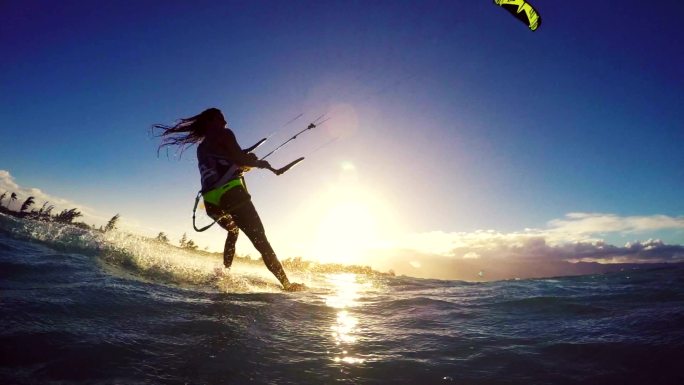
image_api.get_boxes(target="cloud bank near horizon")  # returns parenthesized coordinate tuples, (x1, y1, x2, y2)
(395, 213, 684, 266)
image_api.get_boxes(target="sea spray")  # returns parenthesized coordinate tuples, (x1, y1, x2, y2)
(0, 212, 104, 255)
(1, 213, 297, 293)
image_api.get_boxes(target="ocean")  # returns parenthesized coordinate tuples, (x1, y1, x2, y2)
(1, 213, 683, 385)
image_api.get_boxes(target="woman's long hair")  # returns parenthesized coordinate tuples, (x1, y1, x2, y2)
(153, 107, 221, 157)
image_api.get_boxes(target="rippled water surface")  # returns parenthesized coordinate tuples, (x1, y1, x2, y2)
(1, 217, 683, 384)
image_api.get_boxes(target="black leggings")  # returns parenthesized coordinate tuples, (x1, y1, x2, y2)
(206, 200, 288, 284)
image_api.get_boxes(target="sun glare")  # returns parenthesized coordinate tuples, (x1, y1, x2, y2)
(310, 199, 377, 263)
(303, 163, 399, 264)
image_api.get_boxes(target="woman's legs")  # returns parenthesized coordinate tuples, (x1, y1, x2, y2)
(206, 204, 239, 268)
(217, 216, 239, 268)
(230, 201, 290, 286)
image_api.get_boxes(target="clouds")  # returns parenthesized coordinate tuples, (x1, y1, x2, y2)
(464, 236, 684, 264)
(372, 222, 684, 281)
(0, 170, 21, 190)
(0, 169, 108, 225)
(397, 213, 684, 266)
(547, 212, 684, 238)
(2, 170, 67, 207)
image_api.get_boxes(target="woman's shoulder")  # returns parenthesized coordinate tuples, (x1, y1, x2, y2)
(205, 127, 236, 141)
(201, 128, 239, 155)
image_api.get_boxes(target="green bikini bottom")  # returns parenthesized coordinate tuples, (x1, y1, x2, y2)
(202, 178, 245, 206)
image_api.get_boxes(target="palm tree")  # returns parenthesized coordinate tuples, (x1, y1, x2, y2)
(20, 196, 35, 213)
(44, 205, 55, 219)
(156, 232, 170, 244)
(54, 208, 82, 224)
(37, 202, 49, 217)
(104, 214, 120, 232)
(8, 192, 17, 210)
(183, 239, 198, 250)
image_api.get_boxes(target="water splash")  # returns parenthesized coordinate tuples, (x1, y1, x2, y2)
(0, 213, 284, 293)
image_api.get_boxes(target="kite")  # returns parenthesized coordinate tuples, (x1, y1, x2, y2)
(493, 0, 542, 31)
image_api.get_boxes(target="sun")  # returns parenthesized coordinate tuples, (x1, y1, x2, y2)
(285, 160, 403, 266)
(309, 199, 378, 264)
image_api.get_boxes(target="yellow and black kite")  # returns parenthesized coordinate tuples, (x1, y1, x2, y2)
(493, 0, 542, 31)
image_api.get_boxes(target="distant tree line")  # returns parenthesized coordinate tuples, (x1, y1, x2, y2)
(153, 231, 200, 250)
(2, 191, 210, 251)
(0, 190, 119, 232)
(280, 256, 394, 277)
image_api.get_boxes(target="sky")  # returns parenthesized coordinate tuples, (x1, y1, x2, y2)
(2, 0, 683, 279)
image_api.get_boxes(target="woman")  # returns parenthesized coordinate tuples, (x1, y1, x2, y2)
(155, 108, 304, 291)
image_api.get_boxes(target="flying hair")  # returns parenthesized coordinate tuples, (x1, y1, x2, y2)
(152, 107, 222, 157)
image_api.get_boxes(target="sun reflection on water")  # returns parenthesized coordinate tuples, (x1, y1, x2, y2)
(333, 310, 357, 344)
(325, 273, 368, 365)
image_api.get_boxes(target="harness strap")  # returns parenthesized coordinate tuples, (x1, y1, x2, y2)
(192, 178, 244, 232)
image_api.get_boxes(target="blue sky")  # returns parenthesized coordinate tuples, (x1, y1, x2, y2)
(2, 1, 683, 272)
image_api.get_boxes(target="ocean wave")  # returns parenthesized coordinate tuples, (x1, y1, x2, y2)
(490, 296, 609, 316)
(0, 214, 285, 293)
(3, 224, 684, 385)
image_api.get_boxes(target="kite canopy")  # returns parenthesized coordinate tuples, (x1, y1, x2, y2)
(494, 0, 542, 31)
